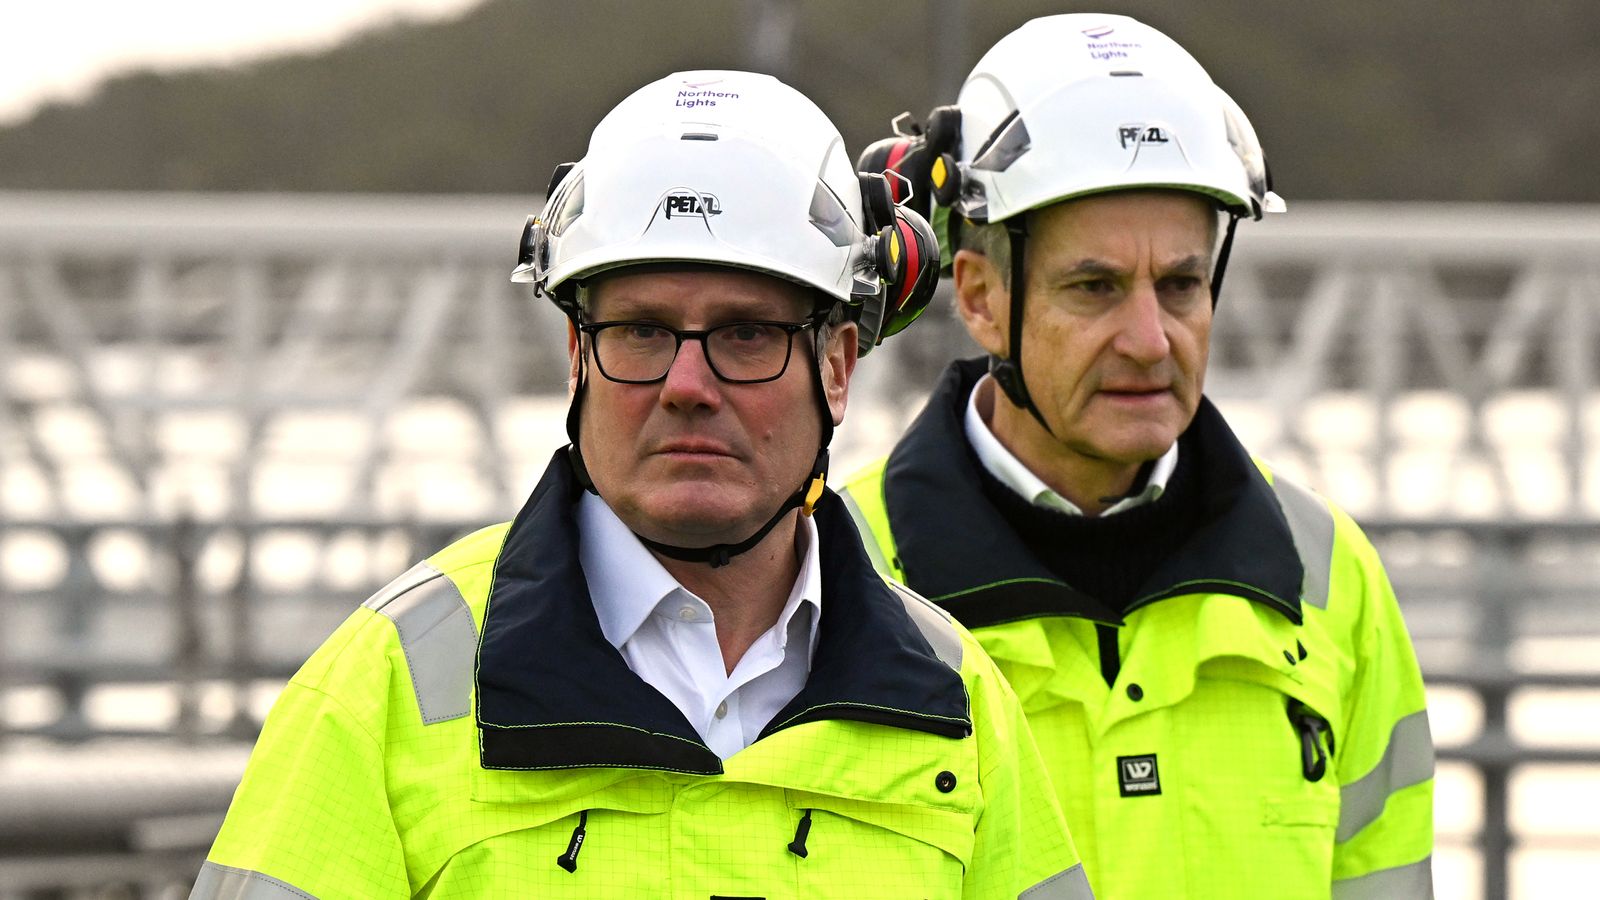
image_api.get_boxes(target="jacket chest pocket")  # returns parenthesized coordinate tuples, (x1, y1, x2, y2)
(787, 795, 974, 900)
(1172, 676, 1342, 896)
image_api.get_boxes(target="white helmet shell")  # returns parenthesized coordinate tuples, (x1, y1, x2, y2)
(953, 14, 1286, 223)
(517, 70, 878, 307)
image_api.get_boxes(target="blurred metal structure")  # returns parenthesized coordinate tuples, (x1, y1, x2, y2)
(1, 192, 1598, 898)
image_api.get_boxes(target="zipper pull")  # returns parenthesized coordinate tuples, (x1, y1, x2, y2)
(1287, 700, 1331, 782)
(556, 809, 588, 873)
(788, 808, 813, 858)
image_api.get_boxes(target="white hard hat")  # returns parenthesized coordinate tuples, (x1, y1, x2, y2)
(516, 70, 879, 313)
(950, 13, 1286, 223)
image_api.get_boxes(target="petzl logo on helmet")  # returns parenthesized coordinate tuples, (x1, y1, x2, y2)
(1118, 754, 1161, 796)
(664, 192, 722, 218)
(1082, 25, 1115, 39)
(1118, 125, 1170, 149)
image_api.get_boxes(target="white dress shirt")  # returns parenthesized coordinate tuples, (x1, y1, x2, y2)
(965, 373, 1179, 516)
(577, 491, 821, 761)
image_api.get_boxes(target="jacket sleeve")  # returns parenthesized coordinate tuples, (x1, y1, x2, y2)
(1329, 516, 1435, 898)
(966, 638, 1095, 899)
(195, 613, 411, 899)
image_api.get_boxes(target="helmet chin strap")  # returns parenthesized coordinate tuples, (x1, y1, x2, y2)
(565, 318, 834, 569)
(987, 218, 1058, 438)
(1210, 213, 1241, 307)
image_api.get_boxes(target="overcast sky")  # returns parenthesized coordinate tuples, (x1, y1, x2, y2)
(0, 0, 482, 125)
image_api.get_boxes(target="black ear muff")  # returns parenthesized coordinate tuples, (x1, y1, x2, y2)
(925, 105, 961, 152)
(929, 152, 962, 207)
(858, 127, 936, 220)
(859, 172, 896, 232)
(874, 223, 906, 287)
(877, 206, 940, 342)
(924, 105, 963, 209)
(858, 136, 920, 207)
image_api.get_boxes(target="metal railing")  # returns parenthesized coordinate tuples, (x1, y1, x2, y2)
(2, 192, 1599, 898)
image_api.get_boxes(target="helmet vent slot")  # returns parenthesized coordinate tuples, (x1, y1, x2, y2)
(680, 132, 719, 141)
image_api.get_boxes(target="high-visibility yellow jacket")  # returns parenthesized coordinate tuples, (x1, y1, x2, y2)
(194, 450, 1091, 900)
(838, 359, 1434, 900)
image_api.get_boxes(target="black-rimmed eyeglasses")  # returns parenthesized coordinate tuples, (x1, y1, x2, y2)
(579, 314, 826, 384)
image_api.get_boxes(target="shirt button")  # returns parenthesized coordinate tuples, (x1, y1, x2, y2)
(715, 701, 728, 719)
(677, 606, 697, 621)
(1126, 683, 1144, 701)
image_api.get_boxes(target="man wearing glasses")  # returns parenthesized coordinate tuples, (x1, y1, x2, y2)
(192, 70, 1089, 899)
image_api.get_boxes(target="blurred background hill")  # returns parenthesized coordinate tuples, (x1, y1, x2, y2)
(0, 0, 1594, 200)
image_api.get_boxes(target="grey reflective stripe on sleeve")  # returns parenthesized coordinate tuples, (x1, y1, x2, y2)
(890, 582, 963, 673)
(1270, 474, 1335, 609)
(838, 488, 893, 575)
(1337, 710, 1435, 841)
(1020, 862, 1095, 900)
(361, 560, 477, 724)
(1332, 855, 1434, 900)
(190, 861, 317, 900)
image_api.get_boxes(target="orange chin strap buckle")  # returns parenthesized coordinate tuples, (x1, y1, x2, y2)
(801, 473, 826, 516)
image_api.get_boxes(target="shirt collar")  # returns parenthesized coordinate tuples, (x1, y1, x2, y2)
(578, 491, 822, 657)
(963, 373, 1179, 516)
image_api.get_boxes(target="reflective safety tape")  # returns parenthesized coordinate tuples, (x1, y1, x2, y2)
(889, 581, 964, 673)
(361, 560, 477, 725)
(1020, 862, 1096, 899)
(839, 488, 893, 576)
(1332, 855, 1434, 899)
(1337, 710, 1435, 842)
(190, 861, 318, 899)
(1270, 474, 1335, 610)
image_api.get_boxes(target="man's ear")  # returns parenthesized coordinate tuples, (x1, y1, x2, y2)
(953, 249, 1008, 357)
(821, 321, 859, 426)
(566, 319, 582, 394)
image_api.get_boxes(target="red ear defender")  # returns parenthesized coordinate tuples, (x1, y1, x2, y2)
(852, 172, 941, 352)
(858, 172, 896, 232)
(855, 106, 963, 222)
(877, 205, 939, 340)
(858, 135, 922, 209)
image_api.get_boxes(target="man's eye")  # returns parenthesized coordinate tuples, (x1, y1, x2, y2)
(1160, 276, 1203, 294)
(723, 323, 774, 343)
(1074, 279, 1115, 294)
(624, 323, 668, 340)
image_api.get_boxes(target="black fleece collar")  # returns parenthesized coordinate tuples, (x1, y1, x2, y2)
(476, 449, 972, 774)
(883, 358, 1305, 629)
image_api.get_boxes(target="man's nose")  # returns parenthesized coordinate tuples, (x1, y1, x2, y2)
(658, 337, 723, 409)
(1111, 285, 1171, 365)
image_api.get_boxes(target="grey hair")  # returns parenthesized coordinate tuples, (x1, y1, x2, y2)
(816, 294, 848, 346)
(957, 218, 1012, 275)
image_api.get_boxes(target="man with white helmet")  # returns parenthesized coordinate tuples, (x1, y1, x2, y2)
(843, 15, 1434, 898)
(192, 70, 1091, 898)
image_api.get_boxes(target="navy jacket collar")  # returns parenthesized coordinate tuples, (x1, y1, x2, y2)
(884, 358, 1304, 629)
(476, 449, 971, 773)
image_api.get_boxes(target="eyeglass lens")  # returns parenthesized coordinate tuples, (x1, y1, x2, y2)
(591, 322, 802, 384)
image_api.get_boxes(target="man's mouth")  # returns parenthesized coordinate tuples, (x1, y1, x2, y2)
(654, 440, 737, 458)
(1098, 386, 1173, 404)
